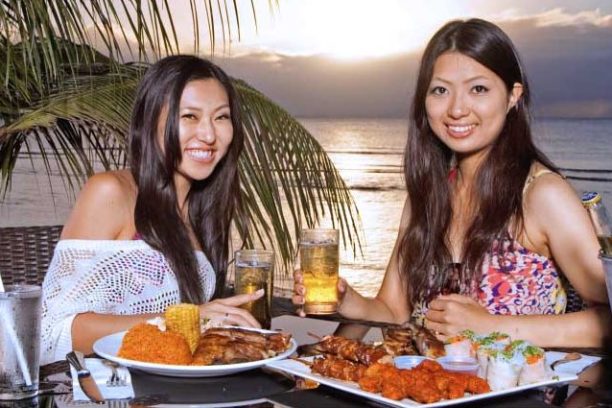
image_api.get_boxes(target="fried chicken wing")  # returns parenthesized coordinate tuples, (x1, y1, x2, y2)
(408, 378, 443, 404)
(467, 375, 491, 394)
(358, 376, 381, 393)
(305, 335, 491, 404)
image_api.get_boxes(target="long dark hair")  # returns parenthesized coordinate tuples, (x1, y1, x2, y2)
(129, 55, 244, 303)
(399, 19, 558, 304)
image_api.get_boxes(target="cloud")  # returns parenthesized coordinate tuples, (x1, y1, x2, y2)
(83, 23, 144, 62)
(71, 7, 612, 119)
(216, 52, 418, 117)
(215, 8, 612, 119)
(500, 7, 612, 27)
(496, 11, 612, 117)
(83, 22, 209, 62)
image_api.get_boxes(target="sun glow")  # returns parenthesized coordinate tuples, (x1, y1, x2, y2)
(235, 0, 471, 60)
(297, 1, 409, 60)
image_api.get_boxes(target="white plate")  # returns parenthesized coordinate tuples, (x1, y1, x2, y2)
(93, 328, 298, 378)
(266, 355, 578, 408)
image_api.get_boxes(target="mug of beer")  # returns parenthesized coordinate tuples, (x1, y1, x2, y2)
(234, 249, 274, 329)
(299, 228, 340, 314)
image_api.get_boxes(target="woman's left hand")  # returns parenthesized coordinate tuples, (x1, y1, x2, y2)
(199, 291, 264, 328)
(424, 294, 495, 337)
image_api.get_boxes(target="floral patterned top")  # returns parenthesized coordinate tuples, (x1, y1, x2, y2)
(411, 167, 567, 324)
(477, 238, 566, 315)
(410, 240, 567, 324)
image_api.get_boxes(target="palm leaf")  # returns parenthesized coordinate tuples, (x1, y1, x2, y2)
(1, 71, 364, 279)
(0, 1, 364, 286)
(235, 80, 363, 260)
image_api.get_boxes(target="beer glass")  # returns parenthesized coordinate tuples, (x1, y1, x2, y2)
(0, 285, 42, 400)
(299, 228, 340, 314)
(234, 250, 274, 329)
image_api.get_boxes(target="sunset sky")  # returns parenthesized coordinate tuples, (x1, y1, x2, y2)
(125, 1, 612, 118)
(230, 0, 612, 59)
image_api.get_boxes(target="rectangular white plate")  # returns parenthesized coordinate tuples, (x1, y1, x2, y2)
(266, 355, 578, 408)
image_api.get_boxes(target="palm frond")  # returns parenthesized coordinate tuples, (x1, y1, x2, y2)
(0, 69, 138, 196)
(0, 73, 364, 279)
(235, 80, 363, 266)
(0, 1, 260, 108)
(0, 1, 364, 286)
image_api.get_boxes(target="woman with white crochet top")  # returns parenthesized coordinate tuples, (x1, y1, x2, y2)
(40, 56, 263, 364)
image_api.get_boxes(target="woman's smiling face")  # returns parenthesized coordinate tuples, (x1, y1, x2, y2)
(425, 51, 522, 160)
(158, 78, 234, 190)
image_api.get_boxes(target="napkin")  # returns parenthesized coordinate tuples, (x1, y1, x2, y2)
(545, 351, 602, 376)
(55, 394, 131, 408)
(69, 358, 134, 401)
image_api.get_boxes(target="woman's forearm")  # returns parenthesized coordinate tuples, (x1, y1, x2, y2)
(493, 306, 611, 348)
(72, 312, 161, 354)
(339, 288, 408, 324)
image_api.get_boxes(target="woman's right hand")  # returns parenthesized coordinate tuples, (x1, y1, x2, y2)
(292, 269, 350, 317)
(199, 290, 264, 328)
(292, 269, 307, 317)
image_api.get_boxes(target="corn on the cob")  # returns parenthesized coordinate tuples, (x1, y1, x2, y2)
(164, 303, 200, 353)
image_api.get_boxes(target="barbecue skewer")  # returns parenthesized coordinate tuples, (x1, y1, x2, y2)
(308, 335, 393, 365)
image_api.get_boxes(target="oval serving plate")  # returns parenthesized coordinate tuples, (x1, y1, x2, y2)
(93, 327, 297, 378)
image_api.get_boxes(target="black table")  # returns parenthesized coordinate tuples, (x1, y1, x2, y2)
(6, 312, 612, 408)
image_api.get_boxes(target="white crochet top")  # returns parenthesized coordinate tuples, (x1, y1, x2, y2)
(40, 239, 216, 364)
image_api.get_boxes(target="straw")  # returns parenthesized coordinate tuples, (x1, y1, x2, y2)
(0, 276, 33, 386)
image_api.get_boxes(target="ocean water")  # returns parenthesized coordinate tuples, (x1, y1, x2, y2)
(300, 118, 612, 296)
(1, 118, 611, 297)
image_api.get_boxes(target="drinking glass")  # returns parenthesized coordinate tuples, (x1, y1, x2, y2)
(299, 228, 340, 314)
(234, 250, 274, 329)
(0, 284, 42, 400)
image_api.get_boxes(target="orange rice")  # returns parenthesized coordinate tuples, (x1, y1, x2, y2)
(118, 323, 192, 365)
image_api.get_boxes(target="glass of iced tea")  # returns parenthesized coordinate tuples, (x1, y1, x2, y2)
(299, 228, 340, 314)
(234, 249, 274, 329)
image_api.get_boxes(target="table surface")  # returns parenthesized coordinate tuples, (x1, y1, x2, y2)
(11, 312, 612, 408)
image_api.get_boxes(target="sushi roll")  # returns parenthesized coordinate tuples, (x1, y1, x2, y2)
(518, 345, 551, 385)
(504, 339, 529, 362)
(473, 332, 512, 379)
(488, 331, 511, 348)
(444, 330, 476, 358)
(486, 349, 522, 391)
(475, 344, 493, 379)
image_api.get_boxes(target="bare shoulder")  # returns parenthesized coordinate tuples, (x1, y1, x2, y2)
(523, 163, 595, 254)
(61, 170, 137, 239)
(524, 166, 581, 220)
(523, 165, 606, 302)
(84, 170, 133, 197)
